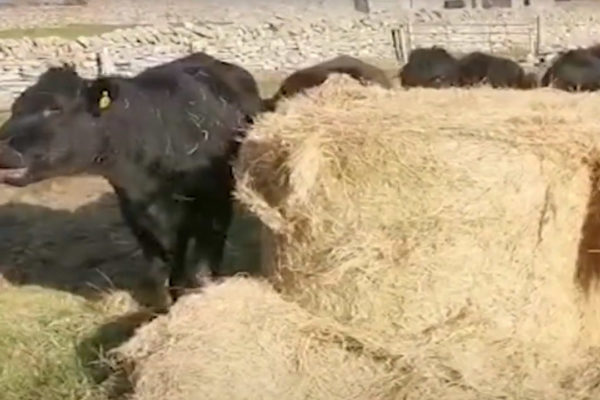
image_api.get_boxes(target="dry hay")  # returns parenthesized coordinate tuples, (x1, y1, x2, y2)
(115, 277, 397, 400)
(234, 76, 600, 398)
(117, 75, 600, 399)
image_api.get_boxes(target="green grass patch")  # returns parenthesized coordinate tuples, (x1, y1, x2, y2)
(0, 285, 131, 400)
(0, 23, 132, 40)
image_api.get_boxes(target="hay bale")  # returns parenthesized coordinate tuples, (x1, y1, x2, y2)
(115, 277, 397, 400)
(233, 75, 600, 398)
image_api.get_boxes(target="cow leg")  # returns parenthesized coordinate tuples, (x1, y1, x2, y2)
(137, 256, 172, 312)
(131, 245, 173, 312)
(187, 224, 228, 286)
(185, 202, 233, 288)
(166, 230, 192, 302)
(113, 187, 173, 310)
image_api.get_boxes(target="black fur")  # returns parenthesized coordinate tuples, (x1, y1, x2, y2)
(144, 52, 263, 120)
(263, 55, 392, 111)
(540, 48, 600, 92)
(399, 47, 460, 88)
(457, 51, 537, 89)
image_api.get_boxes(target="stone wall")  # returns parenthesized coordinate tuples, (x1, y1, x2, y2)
(0, 15, 401, 109)
(0, 3, 599, 109)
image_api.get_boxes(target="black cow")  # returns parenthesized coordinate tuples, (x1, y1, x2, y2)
(540, 48, 600, 92)
(457, 51, 538, 89)
(145, 52, 263, 120)
(586, 43, 600, 59)
(0, 63, 250, 310)
(263, 55, 392, 111)
(399, 46, 460, 88)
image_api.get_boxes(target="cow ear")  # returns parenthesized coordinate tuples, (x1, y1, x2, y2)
(61, 61, 77, 72)
(85, 78, 120, 116)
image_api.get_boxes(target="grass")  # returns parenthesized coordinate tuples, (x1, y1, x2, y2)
(0, 285, 133, 400)
(0, 23, 132, 40)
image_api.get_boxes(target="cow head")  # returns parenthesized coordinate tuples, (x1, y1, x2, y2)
(0, 66, 121, 187)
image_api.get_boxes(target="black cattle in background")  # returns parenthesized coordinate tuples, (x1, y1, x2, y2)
(399, 46, 460, 88)
(457, 51, 538, 89)
(263, 54, 392, 111)
(541, 48, 600, 92)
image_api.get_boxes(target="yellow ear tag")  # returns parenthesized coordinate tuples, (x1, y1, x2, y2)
(99, 90, 111, 110)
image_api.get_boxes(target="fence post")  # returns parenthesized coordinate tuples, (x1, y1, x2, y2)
(487, 23, 492, 54)
(96, 47, 116, 77)
(353, 0, 370, 13)
(407, 17, 413, 55)
(535, 15, 542, 57)
(392, 29, 400, 63)
(400, 26, 408, 63)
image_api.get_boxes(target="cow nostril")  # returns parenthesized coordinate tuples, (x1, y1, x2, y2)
(0, 142, 25, 169)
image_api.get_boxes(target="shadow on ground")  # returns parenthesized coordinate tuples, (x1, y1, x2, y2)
(77, 309, 157, 399)
(0, 190, 265, 306)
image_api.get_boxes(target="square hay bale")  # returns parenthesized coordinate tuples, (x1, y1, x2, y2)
(114, 277, 397, 400)
(233, 75, 600, 398)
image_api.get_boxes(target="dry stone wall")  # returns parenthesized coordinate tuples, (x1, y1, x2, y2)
(0, 15, 401, 109)
(0, 4, 600, 109)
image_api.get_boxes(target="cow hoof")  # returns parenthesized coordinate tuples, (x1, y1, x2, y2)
(168, 285, 187, 303)
(137, 276, 173, 312)
(151, 287, 173, 313)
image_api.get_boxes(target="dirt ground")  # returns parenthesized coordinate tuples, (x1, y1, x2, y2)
(0, 175, 265, 307)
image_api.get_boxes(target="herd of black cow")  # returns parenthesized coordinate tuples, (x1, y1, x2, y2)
(0, 43, 597, 311)
(400, 44, 600, 91)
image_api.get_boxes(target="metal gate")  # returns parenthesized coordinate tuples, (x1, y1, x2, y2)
(391, 16, 541, 64)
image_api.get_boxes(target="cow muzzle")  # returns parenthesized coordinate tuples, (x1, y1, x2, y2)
(0, 141, 29, 186)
